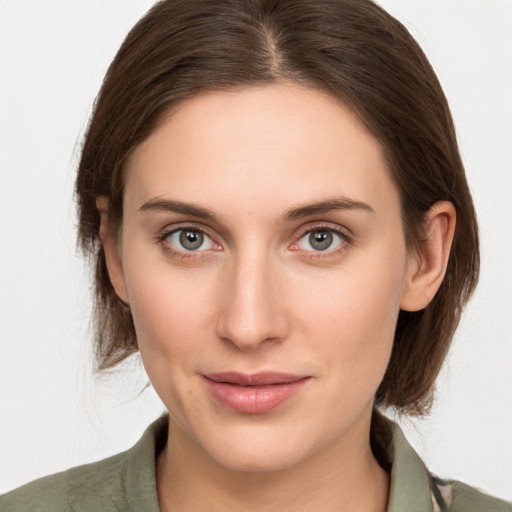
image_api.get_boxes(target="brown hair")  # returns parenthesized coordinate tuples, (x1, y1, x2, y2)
(76, 0, 479, 415)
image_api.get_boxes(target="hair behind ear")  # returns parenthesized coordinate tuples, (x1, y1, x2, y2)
(377, 200, 477, 415)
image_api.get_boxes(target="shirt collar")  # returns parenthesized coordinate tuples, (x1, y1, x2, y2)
(387, 420, 437, 512)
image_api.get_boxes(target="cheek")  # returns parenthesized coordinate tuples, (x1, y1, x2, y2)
(124, 265, 223, 425)
(122, 253, 218, 372)
(293, 249, 406, 387)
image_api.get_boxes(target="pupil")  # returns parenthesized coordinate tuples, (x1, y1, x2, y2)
(309, 230, 332, 251)
(180, 230, 203, 250)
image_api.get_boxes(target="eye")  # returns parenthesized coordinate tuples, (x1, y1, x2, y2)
(166, 229, 214, 251)
(297, 229, 345, 252)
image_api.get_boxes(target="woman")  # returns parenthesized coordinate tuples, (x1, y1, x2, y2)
(1, 0, 510, 510)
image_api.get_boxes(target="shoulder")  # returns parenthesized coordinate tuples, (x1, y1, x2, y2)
(0, 450, 129, 512)
(0, 469, 69, 512)
(440, 479, 512, 512)
(0, 415, 167, 512)
(383, 415, 511, 512)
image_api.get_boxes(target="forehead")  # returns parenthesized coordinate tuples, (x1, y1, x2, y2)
(124, 83, 399, 219)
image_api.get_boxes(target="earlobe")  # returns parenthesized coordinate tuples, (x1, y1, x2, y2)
(96, 197, 129, 304)
(400, 201, 456, 312)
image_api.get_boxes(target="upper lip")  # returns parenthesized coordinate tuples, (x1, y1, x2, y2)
(204, 372, 308, 386)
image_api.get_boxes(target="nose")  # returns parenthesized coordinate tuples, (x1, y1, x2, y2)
(216, 250, 288, 350)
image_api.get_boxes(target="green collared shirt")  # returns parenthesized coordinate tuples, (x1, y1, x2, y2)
(1, 416, 510, 511)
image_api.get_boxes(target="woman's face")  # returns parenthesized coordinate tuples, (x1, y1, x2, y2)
(113, 84, 414, 471)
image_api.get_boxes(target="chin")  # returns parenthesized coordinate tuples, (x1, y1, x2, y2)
(189, 418, 324, 473)
(208, 438, 308, 473)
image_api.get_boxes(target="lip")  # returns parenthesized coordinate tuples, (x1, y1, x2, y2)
(203, 372, 311, 414)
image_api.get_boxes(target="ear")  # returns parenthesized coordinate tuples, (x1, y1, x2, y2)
(400, 201, 456, 312)
(96, 196, 129, 304)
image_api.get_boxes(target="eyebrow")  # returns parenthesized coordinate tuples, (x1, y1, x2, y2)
(139, 198, 218, 221)
(284, 197, 375, 220)
(138, 195, 374, 222)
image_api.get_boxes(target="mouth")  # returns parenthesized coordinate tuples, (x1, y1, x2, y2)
(202, 372, 311, 414)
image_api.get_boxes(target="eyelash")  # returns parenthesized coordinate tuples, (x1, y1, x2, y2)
(156, 224, 220, 261)
(292, 223, 352, 259)
(155, 222, 352, 260)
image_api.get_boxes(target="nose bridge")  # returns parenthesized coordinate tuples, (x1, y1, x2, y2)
(217, 243, 286, 349)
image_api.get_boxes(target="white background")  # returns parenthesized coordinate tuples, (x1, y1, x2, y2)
(0, 0, 511, 501)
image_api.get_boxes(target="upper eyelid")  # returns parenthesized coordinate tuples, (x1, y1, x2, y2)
(157, 222, 216, 240)
(292, 221, 352, 240)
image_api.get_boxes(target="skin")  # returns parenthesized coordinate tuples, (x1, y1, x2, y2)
(99, 83, 455, 511)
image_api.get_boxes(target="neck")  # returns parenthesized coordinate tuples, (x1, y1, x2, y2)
(157, 413, 389, 512)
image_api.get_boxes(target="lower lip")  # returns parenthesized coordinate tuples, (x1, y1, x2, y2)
(203, 377, 310, 414)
